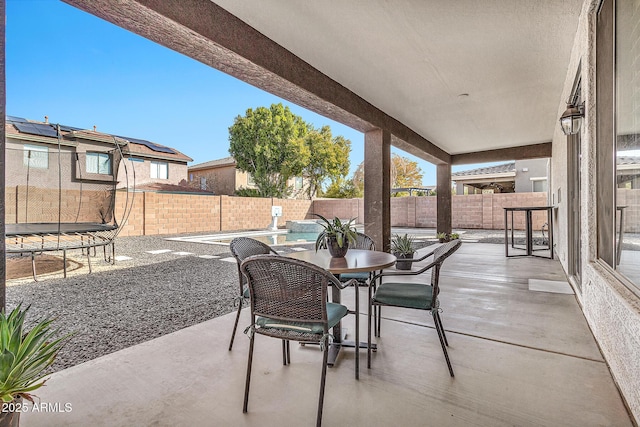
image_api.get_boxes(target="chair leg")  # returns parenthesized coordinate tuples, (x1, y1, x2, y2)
(243, 333, 256, 413)
(435, 311, 449, 347)
(432, 312, 454, 377)
(354, 279, 360, 379)
(368, 299, 373, 369)
(282, 340, 291, 365)
(371, 274, 378, 337)
(316, 340, 329, 427)
(228, 302, 243, 351)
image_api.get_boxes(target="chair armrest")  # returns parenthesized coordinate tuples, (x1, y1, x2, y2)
(396, 248, 436, 263)
(332, 277, 359, 290)
(371, 259, 438, 283)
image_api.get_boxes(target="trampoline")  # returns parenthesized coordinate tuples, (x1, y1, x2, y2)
(5, 123, 134, 280)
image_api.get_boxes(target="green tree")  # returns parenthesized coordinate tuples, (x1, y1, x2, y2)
(391, 153, 423, 189)
(228, 103, 309, 198)
(302, 126, 351, 199)
(323, 177, 361, 198)
(351, 154, 423, 197)
(352, 162, 365, 195)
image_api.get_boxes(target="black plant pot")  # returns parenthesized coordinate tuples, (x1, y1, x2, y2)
(394, 252, 414, 270)
(327, 237, 349, 258)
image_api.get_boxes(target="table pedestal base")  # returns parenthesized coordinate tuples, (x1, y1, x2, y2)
(301, 328, 377, 366)
(327, 340, 377, 366)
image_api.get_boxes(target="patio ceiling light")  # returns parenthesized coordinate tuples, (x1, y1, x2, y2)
(559, 102, 585, 136)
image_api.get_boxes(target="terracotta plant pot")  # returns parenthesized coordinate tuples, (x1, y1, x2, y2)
(327, 237, 349, 258)
(394, 252, 414, 270)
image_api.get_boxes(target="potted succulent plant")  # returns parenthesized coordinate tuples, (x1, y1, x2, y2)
(391, 233, 416, 270)
(314, 214, 358, 258)
(0, 305, 72, 427)
(436, 232, 450, 243)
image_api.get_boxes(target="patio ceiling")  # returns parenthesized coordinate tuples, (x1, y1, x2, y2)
(212, 0, 582, 156)
(62, 0, 582, 164)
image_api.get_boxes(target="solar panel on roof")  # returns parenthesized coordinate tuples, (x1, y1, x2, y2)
(58, 123, 83, 132)
(14, 122, 58, 138)
(118, 136, 176, 154)
(7, 115, 29, 124)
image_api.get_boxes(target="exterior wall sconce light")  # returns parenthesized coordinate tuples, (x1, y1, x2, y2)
(559, 102, 585, 136)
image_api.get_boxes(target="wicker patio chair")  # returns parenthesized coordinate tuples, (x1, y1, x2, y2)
(338, 232, 376, 283)
(228, 237, 279, 351)
(240, 255, 356, 427)
(367, 239, 462, 377)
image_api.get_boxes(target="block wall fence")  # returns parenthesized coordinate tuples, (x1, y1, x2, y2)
(107, 191, 566, 237)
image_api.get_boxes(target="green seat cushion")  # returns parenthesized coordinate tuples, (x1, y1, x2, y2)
(373, 282, 434, 310)
(256, 302, 348, 334)
(339, 272, 370, 283)
(243, 287, 251, 299)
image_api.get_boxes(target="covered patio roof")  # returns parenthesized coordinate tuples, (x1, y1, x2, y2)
(61, 0, 576, 164)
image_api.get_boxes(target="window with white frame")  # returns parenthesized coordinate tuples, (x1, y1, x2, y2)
(23, 144, 48, 169)
(86, 152, 112, 175)
(530, 177, 547, 193)
(150, 161, 168, 179)
(294, 176, 304, 190)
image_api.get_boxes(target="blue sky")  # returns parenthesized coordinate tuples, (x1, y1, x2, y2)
(7, 0, 496, 186)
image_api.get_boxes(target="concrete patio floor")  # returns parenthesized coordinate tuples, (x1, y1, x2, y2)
(21, 243, 633, 426)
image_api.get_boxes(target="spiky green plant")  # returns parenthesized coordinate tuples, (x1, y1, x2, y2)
(0, 305, 72, 403)
(314, 214, 358, 251)
(391, 234, 416, 256)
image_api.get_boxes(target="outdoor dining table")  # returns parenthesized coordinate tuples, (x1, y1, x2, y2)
(504, 206, 555, 259)
(286, 248, 396, 379)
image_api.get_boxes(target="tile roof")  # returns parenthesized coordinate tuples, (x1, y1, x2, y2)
(617, 156, 640, 166)
(452, 162, 515, 177)
(188, 156, 236, 170)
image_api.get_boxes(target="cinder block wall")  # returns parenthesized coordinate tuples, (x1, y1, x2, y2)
(616, 189, 640, 233)
(313, 199, 360, 221)
(8, 186, 121, 225)
(29, 191, 559, 237)
(115, 193, 314, 236)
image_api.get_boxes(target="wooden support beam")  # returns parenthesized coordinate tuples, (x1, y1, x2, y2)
(452, 142, 552, 165)
(62, 0, 449, 165)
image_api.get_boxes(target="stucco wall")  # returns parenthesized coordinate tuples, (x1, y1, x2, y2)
(189, 165, 237, 195)
(551, 0, 640, 420)
(514, 159, 549, 193)
(118, 158, 187, 189)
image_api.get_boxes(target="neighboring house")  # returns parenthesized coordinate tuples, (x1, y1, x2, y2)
(188, 156, 308, 198)
(616, 156, 640, 189)
(5, 115, 192, 190)
(391, 186, 436, 196)
(452, 159, 549, 195)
